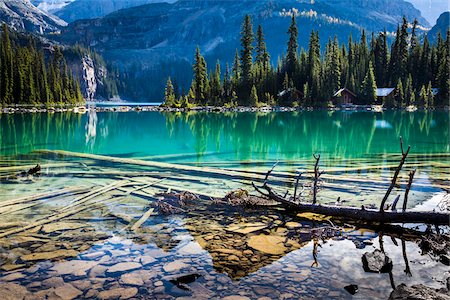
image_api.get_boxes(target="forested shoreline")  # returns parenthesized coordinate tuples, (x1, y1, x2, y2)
(164, 15, 449, 109)
(0, 25, 83, 107)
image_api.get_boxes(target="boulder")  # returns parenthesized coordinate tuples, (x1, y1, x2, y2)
(389, 284, 450, 300)
(362, 249, 393, 273)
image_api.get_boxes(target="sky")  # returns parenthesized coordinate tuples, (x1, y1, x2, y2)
(408, 0, 449, 25)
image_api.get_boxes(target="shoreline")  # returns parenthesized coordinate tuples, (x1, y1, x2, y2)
(1, 104, 449, 114)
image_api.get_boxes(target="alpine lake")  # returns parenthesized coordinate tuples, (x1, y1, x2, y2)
(0, 109, 449, 299)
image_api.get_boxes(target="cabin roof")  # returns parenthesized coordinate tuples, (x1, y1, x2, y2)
(277, 88, 302, 97)
(376, 88, 395, 97)
(333, 88, 356, 97)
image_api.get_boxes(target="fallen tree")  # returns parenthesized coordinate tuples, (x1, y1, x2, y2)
(252, 138, 449, 225)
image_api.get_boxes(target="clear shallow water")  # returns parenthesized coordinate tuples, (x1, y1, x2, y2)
(0, 110, 449, 299)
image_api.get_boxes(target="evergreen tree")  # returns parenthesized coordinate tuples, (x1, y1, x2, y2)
(249, 85, 258, 106)
(240, 15, 254, 96)
(361, 62, 377, 104)
(1, 24, 14, 104)
(192, 47, 207, 104)
(255, 25, 270, 73)
(418, 85, 428, 108)
(164, 77, 176, 106)
(395, 78, 404, 107)
(286, 14, 298, 77)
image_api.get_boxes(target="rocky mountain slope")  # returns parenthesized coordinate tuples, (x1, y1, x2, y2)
(31, 0, 74, 14)
(0, 0, 66, 34)
(428, 11, 450, 43)
(34, 0, 175, 23)
(60, 0, 428, 66)
(57, 0, 429, 100)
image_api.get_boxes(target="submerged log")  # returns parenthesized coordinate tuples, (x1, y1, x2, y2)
(252, 183, 449, 225)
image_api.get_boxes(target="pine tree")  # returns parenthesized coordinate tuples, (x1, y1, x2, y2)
(255, 25, 270, 73)
(286, 14, 298, 77)
(192, 47, 207, 104)
(240, 15, 254, 95)
(164, 77, 176, 107)
(249, 85, 258, 106)
(1, 24, 14, 104)
(395, 79, 404, 107)
(418, 85, 428, 108)
(232, 49, 240, 92)
(308, 31, 321, 104)
(404, 73, 415, 106)
(361, 62, 377, 104)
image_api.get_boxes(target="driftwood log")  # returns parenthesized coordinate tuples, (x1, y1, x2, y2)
(253, 183, 449, 224)
(253, 138, 449, 225)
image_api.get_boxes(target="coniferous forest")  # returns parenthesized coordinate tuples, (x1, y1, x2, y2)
(0, 25, 83, 106)
(165, 15, 450, 109)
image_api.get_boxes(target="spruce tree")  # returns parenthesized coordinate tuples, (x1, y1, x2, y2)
(286, 14, 298, 77)
(192, 47, 207, 104)
(240, 15, 254, 95)
(256, 25, 270, 73)
(164, 77, 176, 107)
(249, 85, 258, 106)
(395, 79, 404, 107)
(1, 24, 14, 104)
(361, 62, 377, 104)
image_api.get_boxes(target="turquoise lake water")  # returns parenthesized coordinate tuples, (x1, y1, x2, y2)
(1, 110, 449, 160)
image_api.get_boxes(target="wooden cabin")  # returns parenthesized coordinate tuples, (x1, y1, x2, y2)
(333, 88, 357, 105)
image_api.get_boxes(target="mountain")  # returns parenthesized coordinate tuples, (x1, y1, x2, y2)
(0, 0, 66, 33)
(407, 0, 449, 25)
(59, 0, 429, 100)
(428, 11, 450, 43)
(36, 0, 176, 23)
(31, 0, 75, 14)
(60, 0, 428, 68)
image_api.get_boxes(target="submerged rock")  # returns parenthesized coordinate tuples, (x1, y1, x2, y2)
(0, 282, 29, 300)
(54, 283, 83, 300)
(106, 262, 141, 275)
(97, 287, 138, 300)
(344, 284, 358, 295)
(163, 260, 190, 272)
(389, 284, 450, 300)
(362, 249, 393, 273)
(51, 260, 98, 276)
(20, 249, 78, 262)
(247, 235, 287, 255)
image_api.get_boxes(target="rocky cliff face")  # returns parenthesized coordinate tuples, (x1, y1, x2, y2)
(0, 0, 66, 34)
(428, 11, 450, 43)
(65, 53, 109, 100)
(39, 0, 175, 23)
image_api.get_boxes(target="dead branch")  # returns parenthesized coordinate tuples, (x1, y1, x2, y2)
(380, 137, 411, 212)
(403, 169, 416, 212)
(313, 154, 321, 205)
